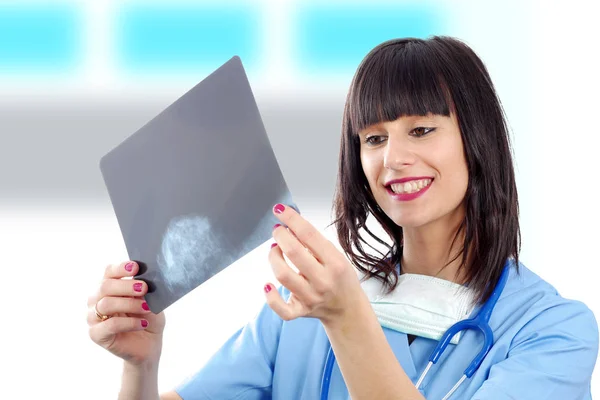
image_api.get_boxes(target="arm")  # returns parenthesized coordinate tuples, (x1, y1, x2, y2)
(118, 361, 162, 400)
(267, 205, 424, 400)
(322, 287, 424, 400)
(118, 361, 182, 400)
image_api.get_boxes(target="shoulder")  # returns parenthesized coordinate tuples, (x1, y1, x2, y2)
(502, 262, 596, 322)
(499, 262, 598, 359)
(473, 262, 599, 398)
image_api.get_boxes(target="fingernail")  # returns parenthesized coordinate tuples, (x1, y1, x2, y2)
(141, 320, 148, 328)
(264, 284, 272, 293)
(125, 262, 134, 272)
(133, 283, 143, 292)
(271, 242, 278, 248)
(273, 204, 285, 214)
(142, 302, 150, 311)
(273, 223, 281, 230)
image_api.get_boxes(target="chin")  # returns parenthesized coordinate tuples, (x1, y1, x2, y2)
(386, 210, 431, 229)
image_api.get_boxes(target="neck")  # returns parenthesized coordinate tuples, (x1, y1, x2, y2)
(400, 212, 467, 284)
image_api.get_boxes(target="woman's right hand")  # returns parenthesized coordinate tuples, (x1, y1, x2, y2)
(87, 261, 166, 366)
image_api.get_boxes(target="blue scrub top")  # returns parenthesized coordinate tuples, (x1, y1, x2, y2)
(175, 262, 599, 399)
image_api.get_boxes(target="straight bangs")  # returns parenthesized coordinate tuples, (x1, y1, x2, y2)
(348, 41, 455, 135)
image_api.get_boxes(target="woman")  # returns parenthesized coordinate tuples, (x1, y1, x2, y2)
(87, 36, 599, 399)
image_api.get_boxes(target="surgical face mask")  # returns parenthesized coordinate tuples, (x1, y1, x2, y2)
(361, 273, 477, 344)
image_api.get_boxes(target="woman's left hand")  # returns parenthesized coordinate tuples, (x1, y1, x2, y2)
(265, 203, 363, 325)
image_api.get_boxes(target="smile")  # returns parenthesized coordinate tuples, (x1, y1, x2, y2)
(389, 179, 432, 194)
(386, 178, 433, 201)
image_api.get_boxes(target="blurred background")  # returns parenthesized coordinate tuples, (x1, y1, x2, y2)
(1, 0, 598, 398)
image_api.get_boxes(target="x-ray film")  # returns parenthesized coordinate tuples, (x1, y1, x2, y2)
(99, 56, 299, 313)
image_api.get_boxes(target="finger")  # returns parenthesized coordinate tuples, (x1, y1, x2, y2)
(272, 224, 322, 281)
(89, 317, 149, 346)
(87, 262, 141, 307)
(104, 261, 139, 279)
(272, 203, 334, 263)
(269, 243, 315, 300)
(263, 283, 304, 321)
(98, 278, 148, 299)
(87, 297, 151, 325)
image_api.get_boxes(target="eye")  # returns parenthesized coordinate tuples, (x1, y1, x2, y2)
(364, 135, 386, 145)
(411, 127, 435, 137)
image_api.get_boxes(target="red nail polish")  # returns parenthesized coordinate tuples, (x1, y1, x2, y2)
(271, 242, 278, 248)
(273, 223, 281, 230)
(142, 302, 150, 311)
(134, 283, 143, 292)
(141, 320, 148, 328)
(264, 284, 272, 293)
(273, 204, 285, 214)
(125, 262, 134, 272)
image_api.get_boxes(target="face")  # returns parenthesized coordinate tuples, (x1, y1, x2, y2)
(359, 112, 469, 230)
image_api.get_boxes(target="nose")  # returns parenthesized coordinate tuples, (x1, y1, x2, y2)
(383, 135, 415, 170)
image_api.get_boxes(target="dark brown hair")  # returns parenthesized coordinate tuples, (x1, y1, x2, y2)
(330, 36, 520, 304)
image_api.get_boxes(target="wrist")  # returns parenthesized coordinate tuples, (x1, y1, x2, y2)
(321, 285, 374, 332)
(124, 358, 160, 376)
(120, 360, 160, 400)
(124, 341, 163, 368)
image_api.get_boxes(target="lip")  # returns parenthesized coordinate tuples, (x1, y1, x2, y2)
(385, 178, 433, 201)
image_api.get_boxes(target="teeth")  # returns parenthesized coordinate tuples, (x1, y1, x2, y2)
(390, 179, 432, 194)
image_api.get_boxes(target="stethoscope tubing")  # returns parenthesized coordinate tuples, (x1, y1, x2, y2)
(320, 262, 511, 400)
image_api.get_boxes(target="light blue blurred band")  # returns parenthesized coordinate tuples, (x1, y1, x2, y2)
(0, 4, 82, 71)
(115, 4, 262, 72)
(295, 4, 444, 71)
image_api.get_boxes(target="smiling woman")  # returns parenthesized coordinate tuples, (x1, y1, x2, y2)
(336, 37, 523, 303)
(87, 36, 598, 400)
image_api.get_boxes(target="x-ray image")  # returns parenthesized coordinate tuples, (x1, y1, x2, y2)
(99, 56, 298, 313)
(157, 214, 224, 296)
(155, 188, 295, 308)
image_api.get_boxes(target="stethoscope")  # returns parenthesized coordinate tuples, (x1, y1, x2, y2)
(320, 262, 510, 400)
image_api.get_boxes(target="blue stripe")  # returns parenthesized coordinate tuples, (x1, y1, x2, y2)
(295, 4, 445, 71)
(115, 4, 262, 72)
(0, 4, 82, 71)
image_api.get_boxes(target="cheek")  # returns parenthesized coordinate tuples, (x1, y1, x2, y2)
(443, 150, 469, 194)
(430, 140, 468, 192)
